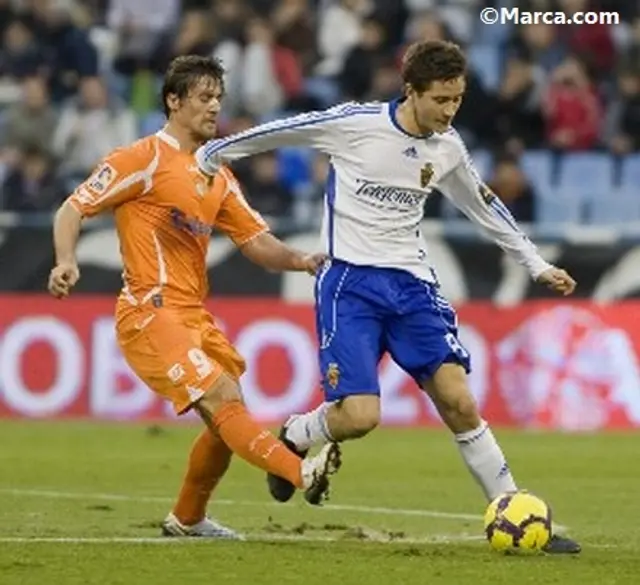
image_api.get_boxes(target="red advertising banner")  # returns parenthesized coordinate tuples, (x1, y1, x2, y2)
(1, 295, 640, 430)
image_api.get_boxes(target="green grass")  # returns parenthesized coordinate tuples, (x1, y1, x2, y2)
(1, 421, 639, 584)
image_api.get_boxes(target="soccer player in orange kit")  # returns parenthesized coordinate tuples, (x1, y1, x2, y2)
(47, 56, 341, 539)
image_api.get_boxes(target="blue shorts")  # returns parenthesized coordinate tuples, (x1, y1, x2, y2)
(315, 260, 471, 402)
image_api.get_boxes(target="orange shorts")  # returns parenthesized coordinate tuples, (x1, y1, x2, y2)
(116, 302, 245, 415)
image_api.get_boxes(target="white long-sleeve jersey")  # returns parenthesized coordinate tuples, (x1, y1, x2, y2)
(197, 100, 552, 283)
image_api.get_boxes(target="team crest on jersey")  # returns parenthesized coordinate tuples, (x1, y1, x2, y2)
(88, 163, 117, 194)
(326, 363, 340, 389)
(420, 163, 434, 188)
(478, 182, 496, 205)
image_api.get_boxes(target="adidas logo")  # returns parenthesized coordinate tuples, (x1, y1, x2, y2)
(496, 462, 511, 479)
(403, 146, 418, 159)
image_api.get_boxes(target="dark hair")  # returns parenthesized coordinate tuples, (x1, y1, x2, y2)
(401, 40, 467, 94)
(161, 55, 225, 117)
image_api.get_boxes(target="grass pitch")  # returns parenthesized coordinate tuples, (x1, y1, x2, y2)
(1, 421, 638, 584)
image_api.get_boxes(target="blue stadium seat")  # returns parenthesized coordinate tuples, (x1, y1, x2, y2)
(520, 150, 554, 193)
(467, 45, 501, 90)
(589, 186, 640, 224)
(535, 193, 582, 224)
(555, 153, 615, 223)
(557, 152, 614, 194)
(522, 151, 584, 224)
(619, 153, 640, 190)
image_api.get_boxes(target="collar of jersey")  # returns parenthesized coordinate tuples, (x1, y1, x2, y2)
(388, 98, 434, 140)
(156, 129, 181, 150)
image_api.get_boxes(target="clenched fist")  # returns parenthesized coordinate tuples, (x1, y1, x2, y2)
(48, 262, 80, 299)
(536, 266, 576, 296)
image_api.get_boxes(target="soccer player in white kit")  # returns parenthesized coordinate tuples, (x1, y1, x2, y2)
(197, 40, 580, 554)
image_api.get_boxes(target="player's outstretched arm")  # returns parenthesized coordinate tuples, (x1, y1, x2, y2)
(48, 200, 82, 299)
(240, 232, 326, 275)
(196, 102, 378, 175)
(439, 137, 576, 296)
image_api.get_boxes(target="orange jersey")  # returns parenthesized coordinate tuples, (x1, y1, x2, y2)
(68, 130, 267, 307)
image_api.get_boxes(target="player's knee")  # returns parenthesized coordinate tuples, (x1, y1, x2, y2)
(446, 393, 480, 431)
(422, 364, 481, 432)
(197, 372, 244, 418)
(337, 395, 380, 438)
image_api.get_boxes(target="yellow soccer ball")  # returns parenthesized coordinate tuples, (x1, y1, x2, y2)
(483, 491, 552, 553)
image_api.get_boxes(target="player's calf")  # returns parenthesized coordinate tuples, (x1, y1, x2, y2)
(422, 363, 517, 501)
(421, 363, 480, 433)
(266, 395, 377, 503)
(285, 395, 380, 453)
(194, 373, 340, 504)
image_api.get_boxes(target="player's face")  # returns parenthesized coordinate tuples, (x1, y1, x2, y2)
(177, 76, 223, 142)
(408, 76, 465, 134)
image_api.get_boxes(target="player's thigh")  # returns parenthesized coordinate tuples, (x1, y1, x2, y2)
(117, 307, 223, 415)
(200, 312, 246, 381)
(315, 263, 384, 401)
(386, 284, 471, 385)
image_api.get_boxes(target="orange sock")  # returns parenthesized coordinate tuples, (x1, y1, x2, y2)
(213, 401, 303, 489)
(173, 429, 232, 525)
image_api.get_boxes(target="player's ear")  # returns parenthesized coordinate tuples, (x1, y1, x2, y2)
(166, 93, 180, 115)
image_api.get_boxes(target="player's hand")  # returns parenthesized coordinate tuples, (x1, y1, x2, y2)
(299, 253, 328, 276)
(48, 262, 80, 299)
(536, 266, 576, 296)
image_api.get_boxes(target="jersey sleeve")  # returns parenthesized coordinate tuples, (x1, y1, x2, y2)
(438, 132, 552, 280)
(196, 102, 380, 175)
(215, 167, 269, 246)
(67, 142, 157, 218)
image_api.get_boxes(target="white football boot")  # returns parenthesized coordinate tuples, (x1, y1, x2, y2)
(161, 512, 244, 540)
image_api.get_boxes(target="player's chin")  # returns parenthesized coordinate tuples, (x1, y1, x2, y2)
(199, 121, 217, 140)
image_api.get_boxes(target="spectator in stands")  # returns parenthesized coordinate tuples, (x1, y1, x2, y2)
(236, 151, 294, 217)
(150, 9, 215, 75)
(399, 10, 447, 66)
(558, 0, 616, 77)
(606, 68, 640, 154)
(508, 22, 566, 73)
(367, 55, 402, 101)
(0, 76, 57, 162)
(542, 55, 603, 150)
(486, 155, 536, 223)
(25, 0, 100, 102)
(339, 17, 387, 100)
(621, 18, 640, 72)
(239, 17, 284, 118)
(494, 55, 545, 153)
(0, 0, 14, 40)
(270, 0, 317, 76)
(315, 0, 369, 77)
(108, 0, 180, 76)
(1, 146, 64, 212)
(52, 76, 136, 183)
(0, 16, 45, 80)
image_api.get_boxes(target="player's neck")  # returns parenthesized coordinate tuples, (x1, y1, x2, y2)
(161, 123, 202, 153)
(395, 99, 434, 137)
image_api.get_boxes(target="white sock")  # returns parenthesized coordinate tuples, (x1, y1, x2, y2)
(284, 403, 333, 451)
(455, 420, 517, 501)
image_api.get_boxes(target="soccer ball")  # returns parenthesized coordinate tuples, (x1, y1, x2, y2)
(483, 491, 552, 553)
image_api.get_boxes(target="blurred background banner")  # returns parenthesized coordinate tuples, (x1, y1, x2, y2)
(2, 295, 640, 430)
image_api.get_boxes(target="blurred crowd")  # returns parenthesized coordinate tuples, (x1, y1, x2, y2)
(0, 0, 639, 226)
